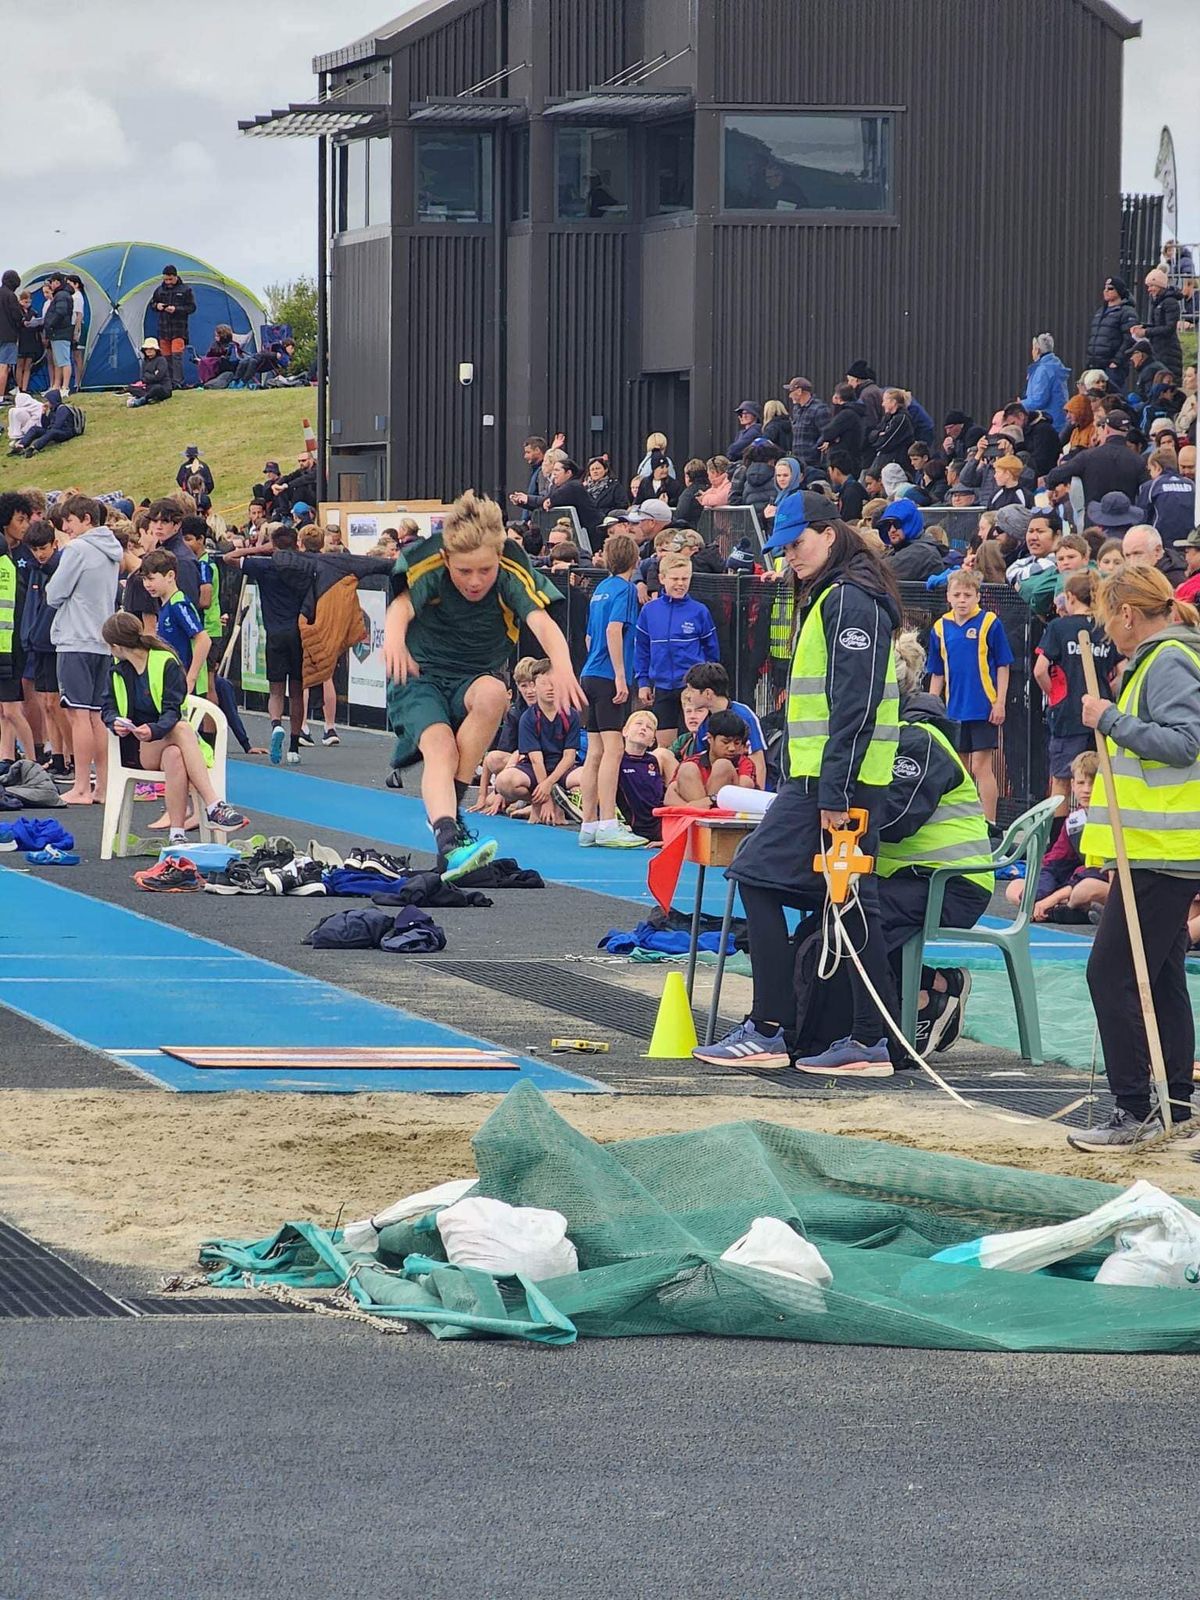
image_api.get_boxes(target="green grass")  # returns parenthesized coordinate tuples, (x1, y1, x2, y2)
(1, 389, 316, 517)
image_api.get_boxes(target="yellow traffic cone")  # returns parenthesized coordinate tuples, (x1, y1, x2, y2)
(645, 970, 698, 1058)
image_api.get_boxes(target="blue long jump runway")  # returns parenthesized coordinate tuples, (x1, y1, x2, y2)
(0, 871, 605, 1095)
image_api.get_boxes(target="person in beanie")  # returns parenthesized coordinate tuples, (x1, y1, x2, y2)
(1133, 268, 1183, 382)
(151, 264, 196, 390)
(1085, 276, 1137, 390)
(844, 361, 884, 430)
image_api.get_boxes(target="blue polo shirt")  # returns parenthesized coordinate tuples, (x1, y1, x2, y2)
(156, 588, 205, 674)
(581, 574, 640, 682)
(925, 606, 1015, 723)
(518, 703, 582, 766)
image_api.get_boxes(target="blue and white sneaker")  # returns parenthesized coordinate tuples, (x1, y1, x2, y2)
(441, 827, 497, 884)
(693, 1019, 790, 1068)
(793, 1037, 894, 1078)
(269, 725, 285, 766)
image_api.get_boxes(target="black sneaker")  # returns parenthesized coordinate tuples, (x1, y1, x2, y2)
(353, 847, 409, 880)
(205, 862, 265, 896)
(322, 728, 340, 746)
(552, 781, 583, 823)
(385, 768, 404, 790)
(263, 858, 327, 896)
(297, 727, 316, 748)
(931, 969, 971, 1053)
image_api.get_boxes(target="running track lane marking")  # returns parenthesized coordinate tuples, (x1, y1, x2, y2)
(0, 870, 607, 1095)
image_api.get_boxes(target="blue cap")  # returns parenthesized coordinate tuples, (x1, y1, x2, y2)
(292, 501, 312, 516)
(761, 495, 809, 555)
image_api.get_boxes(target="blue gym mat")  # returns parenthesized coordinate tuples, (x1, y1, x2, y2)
(0, 872, 606, 1095)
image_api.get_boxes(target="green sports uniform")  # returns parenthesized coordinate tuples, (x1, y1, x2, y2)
(386, 533, 562, 762)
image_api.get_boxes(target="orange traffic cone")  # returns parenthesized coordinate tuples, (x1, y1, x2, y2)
(645, 971, 698, 1058)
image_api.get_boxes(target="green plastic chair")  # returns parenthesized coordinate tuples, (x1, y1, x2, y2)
(898, 796, 1063, 1064)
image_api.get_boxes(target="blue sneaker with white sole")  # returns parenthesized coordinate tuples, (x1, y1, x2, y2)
(693, 1019, 790, 1068)
(269, 725, 285, 766)
(441, 828, 497, 884)
(793, 1037, 893, 1078)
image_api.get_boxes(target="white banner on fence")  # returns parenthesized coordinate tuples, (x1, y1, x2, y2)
(347, 588, 388, 709)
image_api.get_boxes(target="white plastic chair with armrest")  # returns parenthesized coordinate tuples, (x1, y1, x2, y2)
(100, 695, 229, 860)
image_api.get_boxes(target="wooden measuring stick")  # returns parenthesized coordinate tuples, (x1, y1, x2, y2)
(1078, 628, 1173, 1130)
(217, 576, 249, 678)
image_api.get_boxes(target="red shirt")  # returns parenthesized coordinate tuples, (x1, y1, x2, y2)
(1175, 572, 1200, 605)
(685, 751, 757, 784)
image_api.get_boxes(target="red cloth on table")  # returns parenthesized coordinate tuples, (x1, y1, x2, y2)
(647, 805, 737, 912)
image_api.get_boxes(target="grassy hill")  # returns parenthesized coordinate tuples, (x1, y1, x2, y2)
(0, 389, 317, 518)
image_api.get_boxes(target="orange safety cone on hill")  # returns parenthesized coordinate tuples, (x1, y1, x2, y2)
(645, 971, 698, 1058)
(302, 417, 318, 456)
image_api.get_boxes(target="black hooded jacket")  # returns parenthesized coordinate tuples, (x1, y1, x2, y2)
(878, 694, 966, 842)
(1085, 297, 1137, 380)
(1144, 286, 1183, 380)
(793, 551, 902, 811)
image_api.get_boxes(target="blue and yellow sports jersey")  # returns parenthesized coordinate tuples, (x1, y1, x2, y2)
(925, 606, 1015, 724)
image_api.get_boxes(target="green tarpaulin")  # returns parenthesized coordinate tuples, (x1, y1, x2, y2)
(200, 1083, 1200, 1352)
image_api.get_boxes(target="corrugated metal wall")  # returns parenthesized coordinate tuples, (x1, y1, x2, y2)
(408, 3, 497, 99)
(545, 230, 636, 463)
(547, 0, 629, 95)
(396, 233, 493, 498)
(701, 0, 1126, 448)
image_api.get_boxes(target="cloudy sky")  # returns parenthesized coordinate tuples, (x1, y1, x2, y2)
(7, 0, 1197, 299)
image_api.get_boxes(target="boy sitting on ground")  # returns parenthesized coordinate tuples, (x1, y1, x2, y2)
(382, 490, 583, 879)
(493, 657, 582, 824)
(682, 660, 768, 788)
(615, 708, 676, 843)
(1006, 750, 1109, 922)
(471, 655, 538, 815)
(664, 709, 758, 808)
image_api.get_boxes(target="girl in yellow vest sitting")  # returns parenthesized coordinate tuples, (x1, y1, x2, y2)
(1069, 567, 1200, 1151)
(693, 496, 903, 1077)
(100, 612, 248, 847)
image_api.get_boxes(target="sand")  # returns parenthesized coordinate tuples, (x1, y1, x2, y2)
(4, 1086, 1200, 1275)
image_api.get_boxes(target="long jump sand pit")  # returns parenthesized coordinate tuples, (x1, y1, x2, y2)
(5, 1088, 1200, 1275)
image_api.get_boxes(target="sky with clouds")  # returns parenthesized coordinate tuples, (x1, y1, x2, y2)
(8, 0, 1198, 300)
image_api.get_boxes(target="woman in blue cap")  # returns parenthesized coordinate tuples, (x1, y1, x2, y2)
(694, 495, 904, 1076)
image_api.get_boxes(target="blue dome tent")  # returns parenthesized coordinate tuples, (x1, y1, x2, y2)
(22, 241, 266, 391)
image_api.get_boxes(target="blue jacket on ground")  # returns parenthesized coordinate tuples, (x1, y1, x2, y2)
(1020, 352, 1070, 430)
(634, 592, 719, 689)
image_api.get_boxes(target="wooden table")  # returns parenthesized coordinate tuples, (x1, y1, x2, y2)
(680, 817, 759, 1045)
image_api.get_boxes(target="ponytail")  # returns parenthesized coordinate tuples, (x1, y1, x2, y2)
(1174, 599, 1200, 628)
(101, 610, 180, 661)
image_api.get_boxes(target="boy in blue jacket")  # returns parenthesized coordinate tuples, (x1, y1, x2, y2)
(634, 552, 719, 745)
(20, 521, 69, 774)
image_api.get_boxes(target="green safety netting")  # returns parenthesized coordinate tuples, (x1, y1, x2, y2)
(200, 1083, 1200, 1352)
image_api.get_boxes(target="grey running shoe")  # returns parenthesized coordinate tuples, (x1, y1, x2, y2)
(205, 800, 249, 832)
(1067, 1109, 1163, 1151)
(204, 863, 265, 896)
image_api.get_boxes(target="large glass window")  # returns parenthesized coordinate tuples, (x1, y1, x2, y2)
(722, 114, 892, 213)
(556, 128, 628, 220)
(416, 131, 493, 223)
(650, 121, 693, 214)
(335, 137, 390, 230)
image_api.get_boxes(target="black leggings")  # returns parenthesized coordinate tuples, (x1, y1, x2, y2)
(741, 876, 897, 1046)
(1087, 870, 1200, 1122)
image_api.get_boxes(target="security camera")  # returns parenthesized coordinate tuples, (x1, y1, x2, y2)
(458, 362, 474, 387)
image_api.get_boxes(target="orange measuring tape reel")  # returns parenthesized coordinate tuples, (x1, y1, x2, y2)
(812, 807, 875, 904)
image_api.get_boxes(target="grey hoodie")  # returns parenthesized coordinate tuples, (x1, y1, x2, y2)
(1095, 622, 1200, 872)
(45, 528, 122, 654)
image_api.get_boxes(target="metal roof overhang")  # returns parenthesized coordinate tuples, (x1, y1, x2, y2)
(238, 104, 386, 139)
(409, 97, 527, 126)
(543, 88, 692, 124)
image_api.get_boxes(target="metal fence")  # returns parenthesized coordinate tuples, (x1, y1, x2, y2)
(553, 570, 1047, 825)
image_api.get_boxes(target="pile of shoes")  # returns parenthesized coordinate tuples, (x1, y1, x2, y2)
(199, 836, 414, 898)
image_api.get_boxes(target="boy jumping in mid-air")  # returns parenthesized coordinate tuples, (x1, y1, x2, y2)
(383, 490, 585, 880)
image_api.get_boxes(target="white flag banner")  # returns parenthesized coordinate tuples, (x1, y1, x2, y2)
(1154, 126, 1178, 243)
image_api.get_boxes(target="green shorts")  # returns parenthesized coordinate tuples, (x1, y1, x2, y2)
(387, 673, 484, 766)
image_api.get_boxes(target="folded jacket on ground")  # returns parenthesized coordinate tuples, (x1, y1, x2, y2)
(0, 759, 63, 809)
(303, 905, 447, 952)
(456, 857, 544, 889)
(0, 816, 75, 851)
(599, 923, 736, 957)
(322, 867, 412, 897)
(372, 871, 493, 909)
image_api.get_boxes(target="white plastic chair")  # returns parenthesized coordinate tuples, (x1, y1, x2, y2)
(101, 695, 229, 860)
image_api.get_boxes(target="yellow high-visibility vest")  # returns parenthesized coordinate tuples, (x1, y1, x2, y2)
(786, 583, 899, 785)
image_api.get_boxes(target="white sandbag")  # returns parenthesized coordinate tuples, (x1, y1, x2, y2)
(436, 1196, 578, 1279)
(715, 785, 775, 817)
(720, 1217, 833, 1287)
(343, 1177, 477, 1255)
(933, 1179, 1200, 1288)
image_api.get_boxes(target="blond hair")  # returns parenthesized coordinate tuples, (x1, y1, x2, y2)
(762, 399, 788, 424)
(645, 432, 667, 453)
(1094, 565, 1175, 626)
(513, 656, 539, 685)
(946, 568, 981, 593)
(1071, 749, 1099, 783)
(441, 489, 505, 555)
(624, 708, 658, 731)
(892, 628, 926, 696)
(658, 553, 692, 576)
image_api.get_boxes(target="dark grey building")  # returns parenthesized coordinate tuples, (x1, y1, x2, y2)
(243, 0, 1139, 504)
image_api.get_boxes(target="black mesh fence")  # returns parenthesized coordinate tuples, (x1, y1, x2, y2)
(554, 571, 1047, 824)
